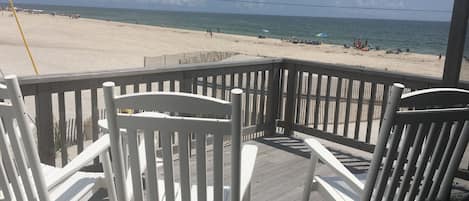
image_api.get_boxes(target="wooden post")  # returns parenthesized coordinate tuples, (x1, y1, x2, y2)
(35, 86, 55, 166)
(284, 63, 298, 136)
(265, 63, 281, 136)
(443, 0, 469, 86)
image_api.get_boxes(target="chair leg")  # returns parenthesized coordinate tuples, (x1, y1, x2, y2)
(302, 154, 319, 201)
(101, 152, 118, 201)
(242, 182, 251, 201)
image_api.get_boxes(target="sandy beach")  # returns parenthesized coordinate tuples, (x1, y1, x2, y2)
(0, 10, 447, 77)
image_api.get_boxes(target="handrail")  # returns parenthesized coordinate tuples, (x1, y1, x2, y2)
(19, 58, 282, 86)
(16, 57, 469, 180)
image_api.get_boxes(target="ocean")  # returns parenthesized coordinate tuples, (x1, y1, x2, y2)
(2, 3, 458, 55)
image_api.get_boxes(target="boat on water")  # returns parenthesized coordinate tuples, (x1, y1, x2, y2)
(315, 32, 328, 38)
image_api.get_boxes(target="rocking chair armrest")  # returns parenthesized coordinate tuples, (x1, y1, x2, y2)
(240, 144, 258, 198)
(304, 138, 364, 194)
(47, 134, 111, 190)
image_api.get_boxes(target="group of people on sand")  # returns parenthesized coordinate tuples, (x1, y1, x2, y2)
(353, 38, 369, 50)
(206, 28, 221, 38)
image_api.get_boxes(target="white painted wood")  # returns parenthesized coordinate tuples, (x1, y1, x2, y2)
(127, 129, 144, 201)
(196, 133, 207, 201)
(304, 139, 364, 194)
(102, 82, 258, 201)
(302, 83, 469, 201)
(240, 144, 258, 201)
(178, 132, 191, 201)
(101, 152, 117, 201)
(0, 120, 26, 201)
(116, 114, 232, 135)
(144, 130, 159, 201)
(103, 81, 128, 201)
(0, 154, 13, 201)
(161, 131, 176, 201)
(231, 88, 242, 201)
(302, 147, 319, 201)
(0, 83, 10, 99)
(0, 75, 114, 201)
(115, 92, 232, 116)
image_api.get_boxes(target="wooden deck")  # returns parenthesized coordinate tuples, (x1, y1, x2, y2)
(89, 134, 469, 201)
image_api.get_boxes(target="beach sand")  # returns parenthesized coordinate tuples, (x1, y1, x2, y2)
(0, 11, 448, 78)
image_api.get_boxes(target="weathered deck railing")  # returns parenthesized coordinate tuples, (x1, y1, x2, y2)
(17, 57, 469, 178)
(19, 58, 281, 166)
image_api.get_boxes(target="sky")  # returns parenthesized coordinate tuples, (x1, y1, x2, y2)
(11, 0, 455, 21)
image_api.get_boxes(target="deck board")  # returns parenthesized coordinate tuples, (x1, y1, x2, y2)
(87, 134, 469, 201)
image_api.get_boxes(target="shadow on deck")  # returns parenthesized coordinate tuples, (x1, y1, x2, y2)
(90, 134, 469, 201)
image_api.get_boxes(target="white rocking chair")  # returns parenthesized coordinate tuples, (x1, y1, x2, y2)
(102, 81, 258, 201)
(302, 83, 469, 201)
(0, 75, 116, 201)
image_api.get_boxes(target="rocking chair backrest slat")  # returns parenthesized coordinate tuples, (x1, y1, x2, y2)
(103, 81, 243, 201)
(144, 129, 159, 201)
(363, 84, 469, 201)
(178, 132, 191, 201)
(0, 158, 12, 201)
(115, 92, 232, 116)
(0, 118, 26, 201)
(399, 88, 469, 108)
(0, 75, 50, 201)
(196, 133, 207, 201)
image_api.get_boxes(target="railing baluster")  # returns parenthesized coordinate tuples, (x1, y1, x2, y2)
(212, 75, 217, 98)
(221, 74, 227, 100)
(314, 74, 322, 129)
(203, 76, 208, 96)
(323, 76, 331, 131)
(296, 72, 303, 124)
(259, 70, 266, 125)
(158, 81, 164, 91)
(333, 78, 342, 134)
(75, 90, 83, 153)
(366, 83, 377, 143)
(91, 87, 99, 165)
(344, 79, 353, 137)
(58, 92, 67, 166)
(121, 84, 127, 95)
(304, 72, 313, 126)
(380, 84, 390, 128)
(245, 72, 251, 126)
(170, 79, 175, 92)
(146, 81, 152, 92)
(133, 83, 139, 93)
(278, 69, 285, 120)
(251, 71, 259, 126)
(192, 77, 198, 94)
(354, 81, 365, 140)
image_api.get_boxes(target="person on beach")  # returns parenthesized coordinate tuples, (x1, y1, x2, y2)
(439, 53, 442, 60)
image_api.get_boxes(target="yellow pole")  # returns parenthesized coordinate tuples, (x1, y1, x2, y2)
(8, 0, 40, 75)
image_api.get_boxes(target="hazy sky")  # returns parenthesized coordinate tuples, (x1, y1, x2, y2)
(13, 0, 454, 21)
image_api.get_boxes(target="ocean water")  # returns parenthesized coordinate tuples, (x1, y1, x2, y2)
(3, 3, 457, 55)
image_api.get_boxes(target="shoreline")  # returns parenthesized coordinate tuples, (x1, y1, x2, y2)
(0, 10, 447, 78)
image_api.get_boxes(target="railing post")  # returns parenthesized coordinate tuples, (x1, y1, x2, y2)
(35, 86, 55, 166)
(266, 63, 281, 136)
(284, 63, 298, 136)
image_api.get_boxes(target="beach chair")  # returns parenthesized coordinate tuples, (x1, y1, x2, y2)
(103, 82, 258, 201)
(302, 83, 469, 201)
(0, 75, 116, 201)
